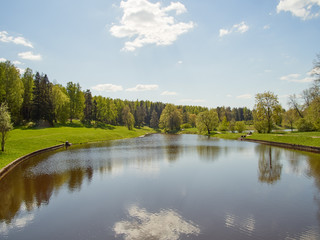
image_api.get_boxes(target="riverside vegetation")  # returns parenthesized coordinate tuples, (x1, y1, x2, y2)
(0, 54, 320, 169)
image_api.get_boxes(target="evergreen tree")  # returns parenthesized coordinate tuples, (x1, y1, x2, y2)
(150, 110, 159, 128)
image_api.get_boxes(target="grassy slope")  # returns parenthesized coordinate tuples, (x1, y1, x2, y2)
(180, 128, 320, 147)
(246, 131, 320, 147)
(0, 126, 154, 169)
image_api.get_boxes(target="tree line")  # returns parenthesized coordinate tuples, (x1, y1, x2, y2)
(0, 60, 253, 131)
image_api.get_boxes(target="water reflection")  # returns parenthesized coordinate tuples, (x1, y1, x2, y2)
(1, 134, 320, 240)
(113, 205, 200, 240)
(225, 213, 255, 235)
(257, 145, 283, 184)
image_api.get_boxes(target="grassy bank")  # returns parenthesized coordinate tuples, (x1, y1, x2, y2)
(246, 131, 320, 147)
(0, 125, 155, 169)
(179, 127, 320, 148)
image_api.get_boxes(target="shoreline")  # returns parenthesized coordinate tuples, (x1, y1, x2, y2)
(242, 138, 320, 153)
(0, 133, 153, 181)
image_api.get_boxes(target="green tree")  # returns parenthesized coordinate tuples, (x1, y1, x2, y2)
(218, 116, 229, 131)
(122, 106, 135, 130)
(196, 109, 219, 135)
(150, 110, 159, 129)
(52, 84, 70, 124)
(283, 108, 298, 131)
(0, 61, 24, 124)
(0, 103, 13, 151)
(235, 121, 246, 133)
(67, 82, 84, 122)
(159, 104, 182, 132)
(83, 89, 93, 124)
(253, 91, 282, 133)
(21, 68, 34, 121)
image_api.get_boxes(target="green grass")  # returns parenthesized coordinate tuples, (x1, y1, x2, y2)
(246, 131, 320, 147)
(0, 125, 155, 169)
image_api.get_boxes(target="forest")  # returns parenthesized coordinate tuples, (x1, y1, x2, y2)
(0, 60, 253, 129)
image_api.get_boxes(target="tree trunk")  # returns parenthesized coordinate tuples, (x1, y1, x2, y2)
(1, 133, 5, 152)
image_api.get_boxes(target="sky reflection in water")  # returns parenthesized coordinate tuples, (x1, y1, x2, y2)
(1, 134, 320, 240)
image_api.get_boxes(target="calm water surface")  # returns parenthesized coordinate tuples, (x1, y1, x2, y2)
(1, 134, 320, 240)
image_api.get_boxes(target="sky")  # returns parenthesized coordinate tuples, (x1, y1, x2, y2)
(1, 0, 320, 109)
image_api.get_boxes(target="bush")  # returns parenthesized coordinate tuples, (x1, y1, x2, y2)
(181, 123, 192, 129)
(296, 118, 315, 132)
(235, 121, 246, 133)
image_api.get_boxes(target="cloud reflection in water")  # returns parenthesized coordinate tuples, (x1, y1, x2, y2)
(114, 205, 200, 240)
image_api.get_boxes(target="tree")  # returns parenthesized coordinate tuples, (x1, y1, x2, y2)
(253, 91, 282, 133)
(235, 121, 246, 133)
(196, 109, 219, 135)
(21, 68, 34, 121)
(52, 84, 70, 124)
(150, 110, 159, 129)
(283, 109, 298, 131)
(0, 61, 24, 124)
(122, 106, 135, 130)
(67, 82, 85, 122)
(135, 104, 146, 128)
(83, 89, 93, 124)
(159, 104, 182, 132)
(218, 116, 229, 131)
(0, 103, 13, 151)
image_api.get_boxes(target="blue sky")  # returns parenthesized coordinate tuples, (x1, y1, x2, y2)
(1, 0, 320, 109)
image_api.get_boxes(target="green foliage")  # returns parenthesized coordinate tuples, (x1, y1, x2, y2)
(150, 110, 159, 129)
(0, 103, 13, 151)
(296, 118, 315, 132)
(159, 104, 182, 132)
(0, 61, 24, 124)
(235, 121, 246, 133)
(253, 91, 282, 133)
(21, 68, 34, 121)
(67, 82, 85, 122)
(218, 116, 229, 131)
(196, 109, 219, 135)
(122, 106, 135, 130)
(52, 84, 70, 124)
(181, 123, 192, 129)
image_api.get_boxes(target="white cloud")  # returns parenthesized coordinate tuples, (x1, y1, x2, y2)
(17, 68, 25, 74)
(277, 0, 320, 20)
(18, 51, 42, 61)
(91, 84, 124, 92)
(219, 21, 249, 37)
(0, 31, 33, 48)
(263, 24, 270, 29)
(226, 94, 233, 98)
(161, 91, 177, 96)
(177, 60, 183, 64)
(13, 60, 23, 65)
(280, 73, 315, 83)
(236, 94, 252, 99)
(126, 84, 159, 92)
(114, 205, 200, 240)
(0, 58, 6, 62)
(110, 0, 194, 51)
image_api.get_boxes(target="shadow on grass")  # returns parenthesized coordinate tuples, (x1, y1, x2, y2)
(17, 120, 116, 131)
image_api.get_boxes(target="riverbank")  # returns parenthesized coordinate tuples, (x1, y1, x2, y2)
(0, 126, 155, 169)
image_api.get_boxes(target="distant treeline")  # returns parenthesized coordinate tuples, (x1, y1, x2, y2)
(0, 61, 253, 127)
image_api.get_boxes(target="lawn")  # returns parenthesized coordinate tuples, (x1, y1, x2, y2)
(246, 131, 320, 147)
(0, 125, 155, 169)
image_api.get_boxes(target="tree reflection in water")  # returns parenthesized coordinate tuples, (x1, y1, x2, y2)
(113, 205, 200, 240)
(256, 145, 282, 184)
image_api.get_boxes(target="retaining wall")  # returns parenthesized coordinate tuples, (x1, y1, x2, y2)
(243, 138, 320, 154)
(0, 144, 64, 180)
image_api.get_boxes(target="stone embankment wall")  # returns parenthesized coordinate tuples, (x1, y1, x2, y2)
(243, 138, 320, 154)
(0, 144, 64, 180)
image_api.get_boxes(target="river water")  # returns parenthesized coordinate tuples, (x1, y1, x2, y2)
(1, 134, 320, 240)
